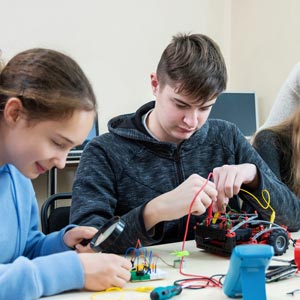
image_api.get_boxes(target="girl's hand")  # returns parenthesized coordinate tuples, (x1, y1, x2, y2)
(63, 226, 97, 252)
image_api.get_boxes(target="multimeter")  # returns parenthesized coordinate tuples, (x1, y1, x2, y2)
(223, 244, 274, 299)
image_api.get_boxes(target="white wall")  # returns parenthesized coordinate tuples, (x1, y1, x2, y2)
(1, 0, 229, 133)
(3, 0, 300, 203)
(3, 1, 300, 130)
(230, 0, 300, 124)
(1, 0, 229, 202)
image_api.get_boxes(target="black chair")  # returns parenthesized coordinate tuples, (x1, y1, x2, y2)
(41, 192, 72, 234)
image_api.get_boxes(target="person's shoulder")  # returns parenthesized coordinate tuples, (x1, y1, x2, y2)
(89, 131, 118, 145)
(291, 61, 300, 75)
(0, 164, 21, 177)
(6, 164, 31, 181)
(253, 129, 280, 149)
(254, 129, 277, 141)
(0, 164, 32, 191)
(82, 130, 128, 157)
(201, 119, 246, 148)
(207, 118, 236, 128)
(287, 62, 300, 91)
(206, 119, 242, 136)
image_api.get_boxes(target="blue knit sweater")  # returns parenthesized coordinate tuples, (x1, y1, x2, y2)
(0, 164, 84, 299)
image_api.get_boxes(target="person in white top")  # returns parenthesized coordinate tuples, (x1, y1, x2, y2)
(262, 62, 300, 128)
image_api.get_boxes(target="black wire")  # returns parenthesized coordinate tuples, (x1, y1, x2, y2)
(173, 274, 225, 290)
(291, 238, 298, 247)
(173, 278, 205, 290)
(211, 274, 226, 286)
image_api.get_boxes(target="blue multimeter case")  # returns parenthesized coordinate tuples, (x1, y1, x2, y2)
(223, 244, 274, 299)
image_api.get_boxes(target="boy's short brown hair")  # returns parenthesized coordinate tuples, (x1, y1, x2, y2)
(156, 33, 227, 104)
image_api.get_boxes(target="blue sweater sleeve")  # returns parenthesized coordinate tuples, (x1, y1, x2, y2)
(0, 164, 85, 299)
(0, 251, 84, 299)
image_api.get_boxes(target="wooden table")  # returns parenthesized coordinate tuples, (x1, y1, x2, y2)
(41, 232, 300, 300)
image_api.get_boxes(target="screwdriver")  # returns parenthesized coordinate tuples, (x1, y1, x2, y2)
(150, 285, 182, 300)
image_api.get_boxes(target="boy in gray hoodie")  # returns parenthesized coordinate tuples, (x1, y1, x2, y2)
(71, 33, 300, 253)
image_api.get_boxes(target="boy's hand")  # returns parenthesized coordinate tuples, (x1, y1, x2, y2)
(144, 174, 218, 230)
(212, 163, 258, 212)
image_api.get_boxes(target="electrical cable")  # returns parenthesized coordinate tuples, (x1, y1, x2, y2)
(176, 172, 223, 289)
(240, 188, 275, 224)
(90, 286, 154, 300)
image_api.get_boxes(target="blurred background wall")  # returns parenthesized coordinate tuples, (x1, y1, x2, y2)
(2, 0, 299, 204)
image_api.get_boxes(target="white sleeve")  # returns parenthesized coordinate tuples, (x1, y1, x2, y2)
(262, 62, 300, 128)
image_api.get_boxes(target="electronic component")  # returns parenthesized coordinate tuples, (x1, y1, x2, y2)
(223, 244, 274, 299)
(150, 285, 182, 300)
(126, 240, 167, 282)
(130, 268, 167, 282)
(195, 211, 290, 256)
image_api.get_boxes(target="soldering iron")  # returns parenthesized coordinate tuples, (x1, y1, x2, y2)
(150, 285, 182, 300)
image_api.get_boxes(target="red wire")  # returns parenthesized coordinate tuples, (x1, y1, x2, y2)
(178, 172, 222, 288)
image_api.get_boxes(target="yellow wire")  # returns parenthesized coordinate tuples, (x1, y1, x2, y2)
(240, 188, 275, 223)
(90, 286, 154, 300)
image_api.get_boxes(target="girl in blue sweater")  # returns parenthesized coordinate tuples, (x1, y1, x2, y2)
(0, 48, 130, 299)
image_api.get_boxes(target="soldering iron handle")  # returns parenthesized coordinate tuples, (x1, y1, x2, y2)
(150, 285, 182, 300)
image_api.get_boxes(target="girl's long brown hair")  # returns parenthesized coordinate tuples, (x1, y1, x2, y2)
(254, 106, 300, 196)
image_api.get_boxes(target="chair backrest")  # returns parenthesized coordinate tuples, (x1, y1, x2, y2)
(41, 192, 72, 234)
